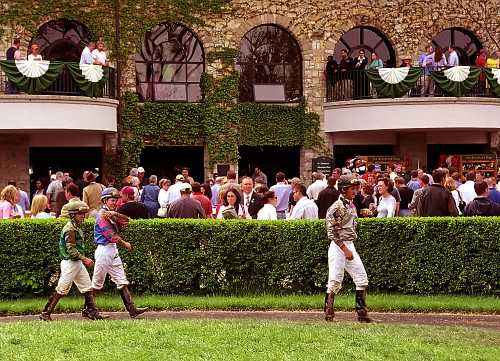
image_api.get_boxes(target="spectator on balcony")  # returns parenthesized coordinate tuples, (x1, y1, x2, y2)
(353, 49, 368, 99)
(476, 48, 488, 93)
(5, 38, 22, 94)
(448, 46, 460, 67)
(399, 55, 412, 68)
(418, 45, 433, 67)
(367, 52, 384, 70)
(28, 43, 42, 61)
(92, 41, 109, 66)
(80, 41, 96, 65)
(325, 55, 338, 85)
(486, 51, 500, 69)
(423, 47, 447, 96)
(339, 49, 353, 71)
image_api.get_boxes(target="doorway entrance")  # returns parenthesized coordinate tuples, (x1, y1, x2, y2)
(140, 146, 205, 183)
(29, 147, 103, 193)
(238, 146, 301, 186)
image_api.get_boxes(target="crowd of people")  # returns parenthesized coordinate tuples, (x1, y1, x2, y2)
(325, 45, 500, 99)
(2, 161, 500, 221)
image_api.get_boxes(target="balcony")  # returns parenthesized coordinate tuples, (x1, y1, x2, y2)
(0, 63, 118, 133)
(324, 67, 500, 133)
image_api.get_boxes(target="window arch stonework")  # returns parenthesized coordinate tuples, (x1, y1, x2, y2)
(135, 23, 205, 102)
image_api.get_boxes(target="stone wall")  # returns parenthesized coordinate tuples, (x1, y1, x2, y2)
(0, 135, 29, 192)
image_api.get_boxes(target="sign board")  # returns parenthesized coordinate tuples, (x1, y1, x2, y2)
(312, 157, 334, 175)
(253, 84, 286, 102)
(460, 154, 497, 178)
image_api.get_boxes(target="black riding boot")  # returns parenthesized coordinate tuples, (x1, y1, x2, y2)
(40, 292, 64, 321)
(355, 289, 372, 323)
(82, 290, 107, 320)
(119, 286, 147, 318)
(324, 292, 335, 321)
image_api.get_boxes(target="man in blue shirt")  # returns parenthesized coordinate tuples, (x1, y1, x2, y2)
(406, 170, 421, 192)
(269, 172, 292, 219)
(486, 177, 500, 204)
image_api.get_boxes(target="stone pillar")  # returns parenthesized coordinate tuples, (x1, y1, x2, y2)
(0, 134, 30, 192)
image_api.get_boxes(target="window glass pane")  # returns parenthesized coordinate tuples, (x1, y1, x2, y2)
(187, 64, 203, 82)
(155, 84, 186, 101)
(187, 84, 202, 102)
(433, 30, 450, 48)
(159, 64, 185, 82)
(362, 29, 379, 49)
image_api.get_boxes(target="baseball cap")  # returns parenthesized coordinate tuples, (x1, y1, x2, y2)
(137, 167, 145, 173)
(179, 183, 192, 192)
(175, 174, 185, 181)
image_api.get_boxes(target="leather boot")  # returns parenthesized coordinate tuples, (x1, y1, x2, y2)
(324, 292, 335, 321)
(119, 286, 147, 318)
(355, 289, 373, 323)
(82, 290, 107, 320)
(39, 292, 63, 321)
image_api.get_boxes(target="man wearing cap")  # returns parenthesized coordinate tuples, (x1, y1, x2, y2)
(40, 201, 105, 321)
(164, 174, 186, 206)
(166, 183, 206, 219)
(324, 175, 372, 323)
(137, 167, 147, 188)
(82, 172, 104, 217)
(91, 187, 147, 318)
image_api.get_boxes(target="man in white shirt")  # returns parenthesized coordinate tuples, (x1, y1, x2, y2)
(269, 172, 292, 219)
(80, 41, 96, 65)
(458, 171, 477, 205)
(289, 184, 318, 220)
(28, 43, 42, 61)
(164, 174, 186, 206)
(448, 46, 459, 66)
(306, 172, 327, 201)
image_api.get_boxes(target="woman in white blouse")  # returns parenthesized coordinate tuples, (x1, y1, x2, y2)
(257, 191, 278, 220)
(376, 178, 396, 218)
(30, 195, 53, 219)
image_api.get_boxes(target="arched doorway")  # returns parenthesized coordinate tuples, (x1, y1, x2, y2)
(333, 26, 396, 67)
(30, 19, 91, 61)
(135, 23, 205, 102)
(432, 27, 482, 65)
(237, 24, 303, 102)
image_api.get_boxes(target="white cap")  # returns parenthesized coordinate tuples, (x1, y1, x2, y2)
(176, 174, 185, 181)
(179, 183, 192, 192)
(137, 166, 145, 173)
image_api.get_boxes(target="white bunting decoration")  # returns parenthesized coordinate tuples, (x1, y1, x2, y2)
(80, 64, 104, 83)
(443, 66, 470, 82)
(378, 67, 410, 84)
(492, 68, 500, 82)
(15, 60, 50, 78)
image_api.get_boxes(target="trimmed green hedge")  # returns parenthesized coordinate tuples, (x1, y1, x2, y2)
(0, 218, 498, 298)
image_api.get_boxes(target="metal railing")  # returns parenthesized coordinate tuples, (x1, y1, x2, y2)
(325, 67, 493, 102)
(0, 65, 117, 99)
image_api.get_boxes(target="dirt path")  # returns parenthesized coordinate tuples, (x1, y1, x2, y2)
(1, 311, 500, 330)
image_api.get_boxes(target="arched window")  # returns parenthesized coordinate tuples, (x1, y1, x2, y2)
(30, 19, 91, 61)
(432, 28, 482, 65)
(333, 26, 396, 67)
(135, 23, 205, 102)
(237, 24, 302, 102)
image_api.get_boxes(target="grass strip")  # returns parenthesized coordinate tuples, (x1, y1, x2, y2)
(0, 319, 499, 360)
(0, 293, 499, 316)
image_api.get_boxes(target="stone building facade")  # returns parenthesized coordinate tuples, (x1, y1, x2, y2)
(1, 0, 500, 190)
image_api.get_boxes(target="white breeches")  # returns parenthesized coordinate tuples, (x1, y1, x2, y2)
(326, 241, 368, 294)
(55, 260, 92, 295)
(91, 244, 129, 290)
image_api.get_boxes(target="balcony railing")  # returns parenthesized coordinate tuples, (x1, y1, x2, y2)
(0, 65, 117, 99)
(326, 67, 494, 102)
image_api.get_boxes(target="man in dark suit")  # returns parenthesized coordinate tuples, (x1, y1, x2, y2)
(317, 176, 340, 219)
(240, 176, 262, 219)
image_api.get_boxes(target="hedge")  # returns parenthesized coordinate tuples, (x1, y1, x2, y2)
(0, 218, 498, 298)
